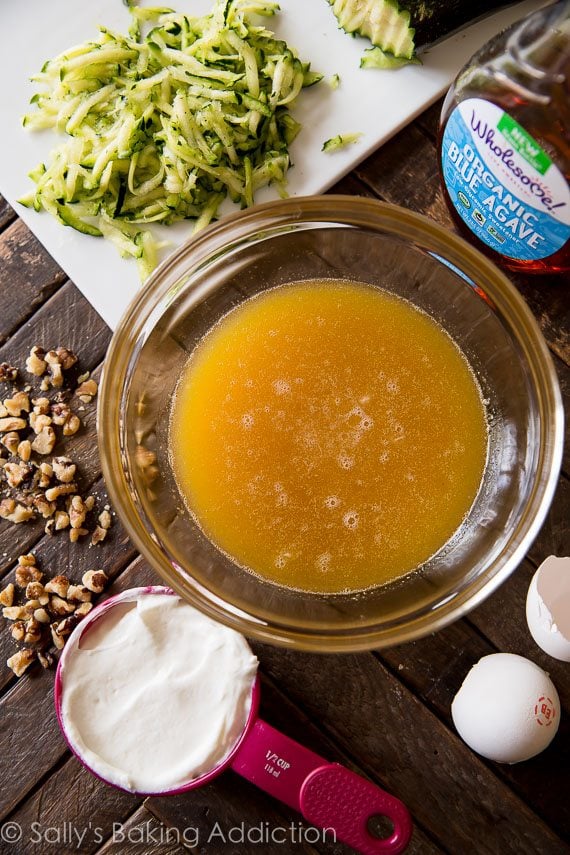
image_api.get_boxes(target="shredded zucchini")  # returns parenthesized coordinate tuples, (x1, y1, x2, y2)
(19, 0, 321, 280)
(361, 46, 421, 69)
(322, 132, 362, 152)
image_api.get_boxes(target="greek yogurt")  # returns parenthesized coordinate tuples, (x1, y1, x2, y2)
(58, 589, 258, 793)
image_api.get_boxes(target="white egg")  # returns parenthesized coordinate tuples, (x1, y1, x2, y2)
(451, 653, 560, 764)
(526, 555, 570, 662)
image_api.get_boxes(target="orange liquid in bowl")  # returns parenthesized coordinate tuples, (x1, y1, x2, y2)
(170, 280, 488, 594)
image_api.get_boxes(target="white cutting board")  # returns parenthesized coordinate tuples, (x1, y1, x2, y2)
(0, 0, 544, 329)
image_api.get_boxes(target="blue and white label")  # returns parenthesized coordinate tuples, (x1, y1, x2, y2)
(441, 99, 570, 261)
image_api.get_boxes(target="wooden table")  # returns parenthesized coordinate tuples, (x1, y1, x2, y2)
(0, 99, 568, 855)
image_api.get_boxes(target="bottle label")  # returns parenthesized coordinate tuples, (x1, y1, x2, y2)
(441, 98, 570, 261)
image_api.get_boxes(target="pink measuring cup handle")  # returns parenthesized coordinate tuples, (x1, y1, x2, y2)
(231, 719, 412, 854)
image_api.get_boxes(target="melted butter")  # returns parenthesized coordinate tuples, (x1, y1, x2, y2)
(170, 280, 488, 594)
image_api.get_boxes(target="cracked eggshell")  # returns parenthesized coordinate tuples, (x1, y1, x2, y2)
(526, 555, 570, 662)
(451, 653, 560, 764)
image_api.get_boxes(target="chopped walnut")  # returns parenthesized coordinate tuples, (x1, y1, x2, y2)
(76, 378, 98, 403)
(15, 563, 42, 587)
(44, 575, 69, 598)
(69, 527, 89, 543)
(0, 583, 15, 607)
(55, 511, 70, 530)
(53, 615, 78, 638)
(0, 363, 18, 383)
(29, 411, 52, 434)
(10, 621, 25, 642)
(38, 650, 54, 669)
(0, 499, 34, 523)
(45, 483, 76, 502)
(31, 426, 57, 455)
(99, 509, 112, 529)
(3, 391, 30, 417)
(52, 456, 76, 484)
(33, 608, 51, 625)
(82, 569, 108, 594)
(37, 462, 54, 489)
(0, 431, 20, 454)
(49, 595, 76, 617)
(91, 526, 107, 545)
(25, 346, 47, 376)
(3, 461, 31, 488)
(62, 413, 81, 436)
(7, 648, 36, 677)
(32, 494, 56, 519)
(25, 581, 44, 600)
(18, 553, 37, 567)
(32, 397, 51, 415)
(0, 416, 27, 433)
(84, 495, 95, 512)
(75, 601, 93, 618)
(69, 495, 88, 530)
(50, 624, 65, 650)
(17, 440, 32, 462)
(56, 347, 78, 371)
(2, 605, 27, 621)
(24, 617, 42, 644)
(67, 584, 92, 603)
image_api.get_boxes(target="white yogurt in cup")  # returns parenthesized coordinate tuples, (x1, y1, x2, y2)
(56, 587, 259, 794)
(56, 586, 412, 855)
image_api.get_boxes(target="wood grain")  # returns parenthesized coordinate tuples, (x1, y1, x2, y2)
(0, 195, 16, 232)
(95, 806, 184, 855)
(0, 220, 66, 346)
(6, 757, 140, 855)
(250, 643, 567, 855)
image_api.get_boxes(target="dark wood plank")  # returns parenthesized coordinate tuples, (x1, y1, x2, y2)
(6, 758, 140, 855)
(250, 643, 568, 855)
(0, 195, 17, 232)
(96, 806, 185, 855)
(0, 220, 67, 346)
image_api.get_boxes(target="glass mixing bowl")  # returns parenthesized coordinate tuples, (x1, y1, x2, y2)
(98, 196, 563, 652)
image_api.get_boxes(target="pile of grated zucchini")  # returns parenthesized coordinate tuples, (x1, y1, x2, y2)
(19, 0, 321, 279)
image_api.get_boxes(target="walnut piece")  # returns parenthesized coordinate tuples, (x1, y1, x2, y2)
(0, 499, 34, 523)
(32, 426, 57, 455)
(67, 584, 92, 603)
(3, 391, 30, 417)
(0, 363, 18, 383)
(25, 346, 47, 376)
(49, 595, 76, 617)
(17, 440, 32, 462)
(7, 648, 36, 677)
(24, 617, 43, 644)
(52, 456, 76, 484)
(0, 583, 15, 607)
(0, 417, 27, 433)
(82, 569, 108, 594)
(15, 564, 42, 587)
(44, 575, 69, 598)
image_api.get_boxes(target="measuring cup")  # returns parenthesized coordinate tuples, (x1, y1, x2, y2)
(55, 587, 412, 855)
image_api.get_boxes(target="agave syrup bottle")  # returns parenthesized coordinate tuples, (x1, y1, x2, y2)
(439, 1, 570, 275)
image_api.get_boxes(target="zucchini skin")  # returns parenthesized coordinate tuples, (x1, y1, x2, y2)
(401, 1, 510, 48)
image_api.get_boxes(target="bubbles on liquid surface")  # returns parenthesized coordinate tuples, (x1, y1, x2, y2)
(241, 413, 254, 429)
(343, 511, 360, 530)
(316, 552, 332, 572)
(324, 495, 340, 509)
(337, 453, 354, 470)
(272, 379, 291, 396)
(275, 552, 291, 569)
